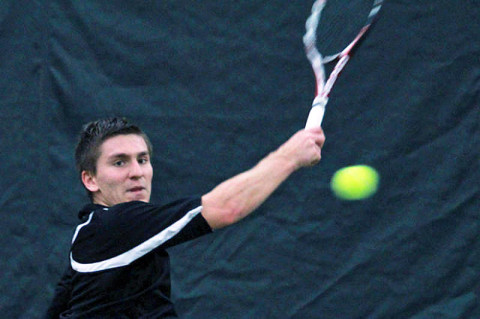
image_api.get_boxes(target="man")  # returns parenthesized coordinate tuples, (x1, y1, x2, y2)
(46, 117, 325, 318)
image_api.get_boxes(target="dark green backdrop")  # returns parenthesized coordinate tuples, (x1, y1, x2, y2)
(1, 0, 479, 318)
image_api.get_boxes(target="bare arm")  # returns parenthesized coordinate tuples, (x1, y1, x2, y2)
(201, 127, 325, 229)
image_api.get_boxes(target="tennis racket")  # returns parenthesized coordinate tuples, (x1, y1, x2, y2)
(304, 0, 384, 129)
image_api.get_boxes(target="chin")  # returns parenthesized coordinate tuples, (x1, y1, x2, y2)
(129, 194, 150, 203)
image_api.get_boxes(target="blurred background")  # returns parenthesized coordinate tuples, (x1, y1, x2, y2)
(1, 0, 479, 318)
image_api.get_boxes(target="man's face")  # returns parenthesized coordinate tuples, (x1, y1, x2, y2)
(82, 134, 153, 206)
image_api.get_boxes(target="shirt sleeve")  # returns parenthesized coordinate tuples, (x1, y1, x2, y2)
(70, 197, 212, 272)
(161, 208, 212, 249)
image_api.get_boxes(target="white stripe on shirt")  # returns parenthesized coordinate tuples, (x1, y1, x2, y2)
(70, 205, 203, 273)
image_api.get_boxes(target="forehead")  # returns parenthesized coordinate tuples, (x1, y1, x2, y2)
(99, 134, 149, 158)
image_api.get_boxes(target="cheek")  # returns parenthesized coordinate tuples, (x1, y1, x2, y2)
(145, 166, 153, 181)
(146, 174, 153, 189)
(98, 171, 126, 189)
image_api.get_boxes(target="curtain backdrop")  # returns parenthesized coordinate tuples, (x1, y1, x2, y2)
(1, 1, 479, 318)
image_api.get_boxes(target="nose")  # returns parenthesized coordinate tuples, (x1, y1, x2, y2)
(128, 161, 143, 179)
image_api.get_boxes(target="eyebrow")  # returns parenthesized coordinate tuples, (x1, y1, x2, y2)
(107, 151, 150, 160)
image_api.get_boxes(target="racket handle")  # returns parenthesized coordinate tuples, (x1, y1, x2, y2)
(305, 97, 327, 129)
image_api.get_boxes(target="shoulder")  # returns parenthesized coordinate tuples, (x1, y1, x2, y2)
(110, 196, 202, 216)
(88, 197, 203, 228)
(74, 197, 205, 237)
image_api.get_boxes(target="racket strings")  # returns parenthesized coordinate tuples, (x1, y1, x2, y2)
(316, 1, 373, 57)
(303, 0, 384, 128)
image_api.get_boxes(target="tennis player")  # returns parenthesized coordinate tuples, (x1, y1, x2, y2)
(45, 117, 325, 318)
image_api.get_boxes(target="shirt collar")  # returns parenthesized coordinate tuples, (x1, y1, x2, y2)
(78, 203, 109, 219)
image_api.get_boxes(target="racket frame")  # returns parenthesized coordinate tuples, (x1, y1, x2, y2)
(304, 0, 384, 129)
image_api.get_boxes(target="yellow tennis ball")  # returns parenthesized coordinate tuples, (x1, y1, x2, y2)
(330, 165, 379, 200)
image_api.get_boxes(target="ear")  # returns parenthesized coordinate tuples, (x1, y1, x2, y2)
(81, 170, 99, 193)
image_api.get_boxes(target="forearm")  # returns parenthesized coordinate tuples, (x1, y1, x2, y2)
(201, 127, 325, 230)
(201, 150, 297, 229)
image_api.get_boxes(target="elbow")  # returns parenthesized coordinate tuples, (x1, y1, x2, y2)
(220, 204, 244, 226)
(214, 204, 246, 229)
(201, 195, 245, 229)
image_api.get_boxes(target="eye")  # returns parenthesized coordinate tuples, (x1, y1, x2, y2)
(113, 160, 125, 167)
(138, 157, 149, 165)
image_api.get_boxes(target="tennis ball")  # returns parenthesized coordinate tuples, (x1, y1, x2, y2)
(330, 165, 379, 200)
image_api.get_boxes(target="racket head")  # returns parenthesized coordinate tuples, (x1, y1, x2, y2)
(313, 0, 383, 60)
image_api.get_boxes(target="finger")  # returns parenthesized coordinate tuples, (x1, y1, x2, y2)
(309, 144, 322, 166)
(304, 126, 323, 133)
(314, 132, 325, 147)
(309, 151, 321, 166)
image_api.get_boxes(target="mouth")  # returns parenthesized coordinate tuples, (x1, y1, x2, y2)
(128, 186, 145, 193)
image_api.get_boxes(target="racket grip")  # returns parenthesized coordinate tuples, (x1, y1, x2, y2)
(305, 97, 327, 129)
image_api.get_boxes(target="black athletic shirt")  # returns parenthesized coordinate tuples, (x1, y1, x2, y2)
(46, 197, 212, 318)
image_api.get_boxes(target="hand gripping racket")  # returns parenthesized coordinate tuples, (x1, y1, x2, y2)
(304, 0, 384, 129)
